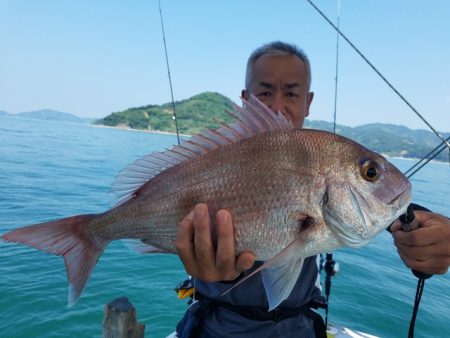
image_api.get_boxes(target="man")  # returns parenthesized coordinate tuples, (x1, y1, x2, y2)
(175, 41, 450, 338)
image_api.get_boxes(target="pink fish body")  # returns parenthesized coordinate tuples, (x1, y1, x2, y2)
(2, 97, 411, 310)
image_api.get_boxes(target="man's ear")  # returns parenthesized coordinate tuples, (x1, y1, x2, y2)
(241, 89, 250, 100)
(306, 91, 314, 117)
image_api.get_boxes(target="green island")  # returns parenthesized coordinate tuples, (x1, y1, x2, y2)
(95, 92, 235, 135)
(95, 92, 450, 162)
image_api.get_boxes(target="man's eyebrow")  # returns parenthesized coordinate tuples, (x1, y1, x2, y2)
(257, 82, 301, 89)
(285, 83, 300, 89)
(259, 81, 273, 88)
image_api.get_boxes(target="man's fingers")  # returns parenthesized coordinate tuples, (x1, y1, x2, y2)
(176, 209, 197, 276)
(393, 227, 436, 247)
(414, 210, 444, 227)
(389, 219, 401, 232)
(397, 250, 449, 275)
(396, 242, 435, 261)
(176, 205, 256, 282)
(193, 204, 217, 280)
(393, 210, 450, 275)
(215, 209, 256, 279)
(236, 252, 256, 271)
(215, 209, 240, 280)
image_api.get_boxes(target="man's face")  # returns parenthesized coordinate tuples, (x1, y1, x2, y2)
(243, 54, 313, 128)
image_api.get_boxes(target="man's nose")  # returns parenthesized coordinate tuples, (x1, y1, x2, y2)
(267, 94, 285, 114)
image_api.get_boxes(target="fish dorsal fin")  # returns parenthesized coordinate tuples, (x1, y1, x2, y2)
(111, 95, 293, 204)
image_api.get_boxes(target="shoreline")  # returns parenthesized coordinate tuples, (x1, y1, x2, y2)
(92, 123, 449, 164)
(90, 123, 191, 137)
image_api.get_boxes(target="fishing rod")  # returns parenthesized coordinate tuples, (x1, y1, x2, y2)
(307, 2, 447, 337)
(158, 0, 181, 145)
(405, 136, 450, 179)
(326, 0, 341, 329)
(306, 0, 450, 159)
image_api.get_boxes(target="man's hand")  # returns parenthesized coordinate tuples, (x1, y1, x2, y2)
(176, 203, 255, 282)
(391, 211, 450, 274)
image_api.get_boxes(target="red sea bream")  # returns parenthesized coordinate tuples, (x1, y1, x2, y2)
(1, 97, 411, 310)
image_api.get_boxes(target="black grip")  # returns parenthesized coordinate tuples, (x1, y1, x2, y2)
(400, 204, 433, 280)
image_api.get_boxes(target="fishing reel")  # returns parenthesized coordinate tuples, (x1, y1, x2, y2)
(320, 252, 339, 327)
(321, 252, 339, 299)
(320, 252, 340, 278)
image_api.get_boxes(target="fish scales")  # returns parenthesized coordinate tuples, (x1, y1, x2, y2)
(97, 130, 322, 257)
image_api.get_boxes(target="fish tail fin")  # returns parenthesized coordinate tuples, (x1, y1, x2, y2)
(2, 214, 107, 306)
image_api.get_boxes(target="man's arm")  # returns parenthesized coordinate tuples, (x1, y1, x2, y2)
(391, 211, 450, 274)
(176, 203, 255, 282)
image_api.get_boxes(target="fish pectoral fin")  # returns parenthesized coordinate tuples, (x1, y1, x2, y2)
(257, 237, 306, 311)
(121, 239, 171, 254)
(221, 238, 305, 311)
(262, 257, 304, 311)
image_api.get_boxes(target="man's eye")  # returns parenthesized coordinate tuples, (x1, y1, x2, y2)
(257, 92, 271, 97)
(286, 92, 298, 98)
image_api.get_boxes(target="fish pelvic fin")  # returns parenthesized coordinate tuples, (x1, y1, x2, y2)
(2, 214, 107, 306)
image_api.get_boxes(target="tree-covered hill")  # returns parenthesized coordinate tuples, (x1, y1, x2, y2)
(95, 92, 450, 162)
(0, 109, 90, 123)
(304, 121, 449, 161)
(95, 92, 235, 134)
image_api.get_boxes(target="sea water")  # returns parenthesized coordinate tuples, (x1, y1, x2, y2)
(0, 115, 449, 338)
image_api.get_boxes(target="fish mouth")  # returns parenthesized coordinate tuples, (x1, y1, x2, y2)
(388, 180, 412, 206)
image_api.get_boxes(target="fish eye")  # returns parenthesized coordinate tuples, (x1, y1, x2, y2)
(360, 159, 380, 182)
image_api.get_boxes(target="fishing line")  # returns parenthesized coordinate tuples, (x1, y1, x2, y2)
(332, 0, 340, 134)
(408, 277, 426, 338)
(158, 0, 181, 145)
(306, 0, 450, 154)
(398, 205, 433, 338)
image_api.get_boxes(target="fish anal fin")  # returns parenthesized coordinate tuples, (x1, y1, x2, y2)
(122, 239, 171, 254)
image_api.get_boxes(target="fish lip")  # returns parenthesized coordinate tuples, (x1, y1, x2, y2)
(388, 181, 411, 206)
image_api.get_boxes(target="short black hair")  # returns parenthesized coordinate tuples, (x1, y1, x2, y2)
(245, 41, 312, 90)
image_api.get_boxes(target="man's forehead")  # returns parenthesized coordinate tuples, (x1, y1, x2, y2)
(250, 55, 308, 87)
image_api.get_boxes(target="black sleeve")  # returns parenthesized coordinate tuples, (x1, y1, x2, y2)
(410, 203, 432, 213)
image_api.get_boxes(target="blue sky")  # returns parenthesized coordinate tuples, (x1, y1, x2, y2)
(1, 0, 449, 132)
